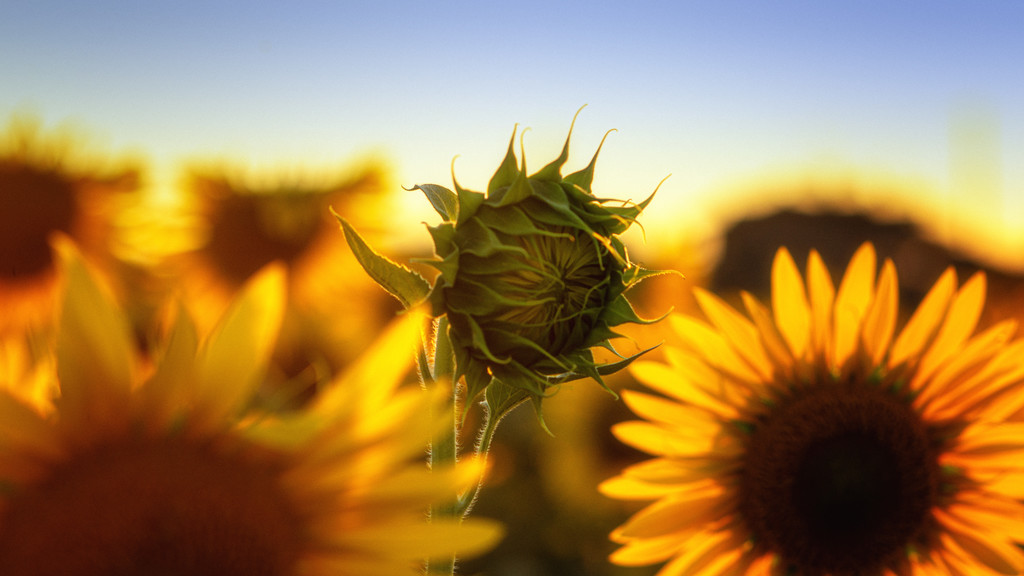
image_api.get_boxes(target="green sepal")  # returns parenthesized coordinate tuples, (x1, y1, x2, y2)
(556, 343, 660, 387)
(530, 395, 554, 436)
(335, 213, 429, 309)
(600, 293, 661, 326)
(564, 128, 614, 192)
(533, 110, 579, 182)
(456, 219, 528, 258)
(414, 183, 458, 221)
(424, 222, 456, 256)
(455, 184, 486, 227)
(446, 276, 554, 316)
(483, 378, 532, 426)
(487, 128, 521, 196)
(475, 205, 573, 239)
(493, 166, 533, 207)
(421, 251, 458, 279)
(622, 265, 682, 289)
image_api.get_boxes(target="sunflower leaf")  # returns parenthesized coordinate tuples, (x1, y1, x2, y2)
(335, 214, 429, 309)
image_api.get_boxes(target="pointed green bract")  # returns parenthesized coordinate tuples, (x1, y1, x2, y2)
(335, 213, 430, 309)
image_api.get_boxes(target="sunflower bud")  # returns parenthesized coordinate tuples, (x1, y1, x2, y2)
(338, 113, 671, 421)
(413, 117, 669, 417)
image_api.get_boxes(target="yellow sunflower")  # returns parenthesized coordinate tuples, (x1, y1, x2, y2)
(0, 116, 139, 337)
(602, 242, 1024, 576)
(0, 238, 501, 575)
(166, 161, 401, 406)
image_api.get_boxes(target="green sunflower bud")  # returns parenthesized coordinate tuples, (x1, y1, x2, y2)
(416, 116, 670, 419)
(338, 112, 672, 423)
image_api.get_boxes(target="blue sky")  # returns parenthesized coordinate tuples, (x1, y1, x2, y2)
(3, 2, 1022, 263)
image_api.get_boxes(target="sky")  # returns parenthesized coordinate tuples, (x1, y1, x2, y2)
(2, 1, 1023, 267)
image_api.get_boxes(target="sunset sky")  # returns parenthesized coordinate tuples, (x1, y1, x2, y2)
(3, 2, 1022, 265)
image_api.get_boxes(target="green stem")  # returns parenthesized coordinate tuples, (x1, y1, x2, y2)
(427, 317, 458, 575)
(456, 409, 496, 518)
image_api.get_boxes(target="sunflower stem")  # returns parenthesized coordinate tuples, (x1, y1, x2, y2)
(456, 409, 497, 518)
(427, 316, 459, 575)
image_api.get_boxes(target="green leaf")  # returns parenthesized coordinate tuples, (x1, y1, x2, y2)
(335, 214, 430, 309)
(414, 184, 458, 221)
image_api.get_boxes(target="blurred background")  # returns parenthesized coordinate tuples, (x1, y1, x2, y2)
(2, 2, 1023, 574)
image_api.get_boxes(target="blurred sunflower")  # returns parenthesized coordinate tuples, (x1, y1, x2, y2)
(0, 238, 501, 575)
(169, 161, 401, 406)
(603, 243, 1024, 576)
(0, 116, 139, 337)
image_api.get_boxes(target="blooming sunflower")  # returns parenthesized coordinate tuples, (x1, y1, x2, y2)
(0, 115, 138, 336)
(168, 160, 401, 406)
(0, 238, 501, 575)
(602, 243, 1024, 576)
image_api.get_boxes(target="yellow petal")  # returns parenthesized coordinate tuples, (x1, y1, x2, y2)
(806, 249, 835, 359)
(193, 263, 286, 433)
(937, 510, 1024, 575)
(622, 458, 735, 485)
(862, 259, 899, 367)
(914, 272, 986, 388)
(609, 532, 688, 565)
(54, 237, 134, 437)
(0, 391, 62, 460)
(655, 528, 743, 576)
(599, 475, 697, 501)
(954, 422, 1024, 455)
(983, 471, 1024, 500)
(694, 288, 772, 380)
(915, 320, 1016, 417)
(621, 390, 721, 433)
(668, 315, 763, 391)
(741, 292, 792, 371)
(771, 247, 811, 360)
(616, 486, 730, 539)
(889, 267, 957, 370)
(612, 420, 739, 458)
(632, 359, 738, 420)
(315, 307, 426, 417)
(943, 342, 1024, 421)
(136, 302, 199, 431)
(338, 517, 504, 560)
(832, 243, 876, 369)
(947, 492, 1024, 541)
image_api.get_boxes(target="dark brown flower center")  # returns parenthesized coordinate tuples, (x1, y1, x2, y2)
(739, 382, 939, 576)
(0, 162, 76, 280)
(204, 193, 322, 286)
(0, 439, 302, 576)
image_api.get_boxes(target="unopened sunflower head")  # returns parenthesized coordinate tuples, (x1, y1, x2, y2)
(421, 124, 671, 416)
(340, 113, 672, 421)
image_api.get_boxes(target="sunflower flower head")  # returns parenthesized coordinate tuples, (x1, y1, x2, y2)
(603, 243, 1024, 576)
(340, 112, 670, 422)
(0, 237, 501, 575)
(0, 115, 138, 335)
